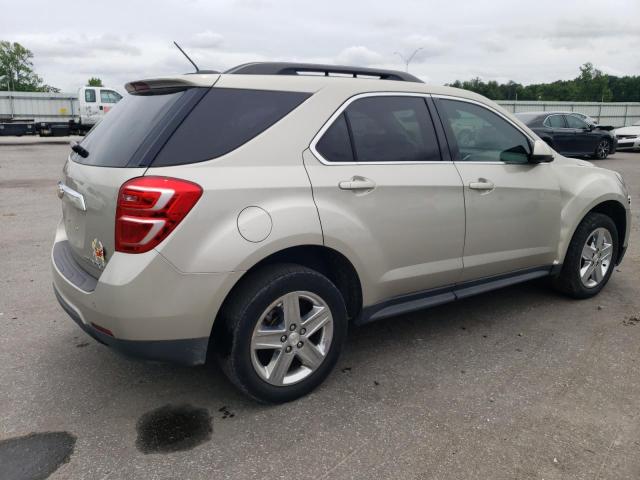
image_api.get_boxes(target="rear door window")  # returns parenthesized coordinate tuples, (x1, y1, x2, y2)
(344, 96, 441, 162)
(544, 115, 566, 128)
(152, 88, 311, 166)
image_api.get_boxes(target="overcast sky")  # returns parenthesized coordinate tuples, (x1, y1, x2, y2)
(2, 0, 639, 92)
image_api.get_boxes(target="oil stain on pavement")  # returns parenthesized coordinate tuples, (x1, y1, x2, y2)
(136, 404, 212, 454)
(0, 431, 76, 480)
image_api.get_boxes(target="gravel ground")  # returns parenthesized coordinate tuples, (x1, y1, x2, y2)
(1, 144, 639, 480)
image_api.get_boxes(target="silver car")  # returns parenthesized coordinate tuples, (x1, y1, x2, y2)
(52, 63, 631, 403)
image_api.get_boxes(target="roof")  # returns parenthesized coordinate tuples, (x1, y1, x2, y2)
(515, 111, 584, 116)
(124, 61, 518, 120)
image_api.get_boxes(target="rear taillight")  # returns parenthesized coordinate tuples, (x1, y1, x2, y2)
(115, 176, 202, 253)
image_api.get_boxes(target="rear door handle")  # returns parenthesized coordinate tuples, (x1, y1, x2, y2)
(469, 180, 495, 191)
(339, 177, 376, 191)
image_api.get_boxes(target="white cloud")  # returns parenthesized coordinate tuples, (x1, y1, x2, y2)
(16, 33, 141, 59)
(2, 0, 639, 91)
(335, 46, 383, 66)
(400, 34, 450, 59)
(187, 31, 224, 49)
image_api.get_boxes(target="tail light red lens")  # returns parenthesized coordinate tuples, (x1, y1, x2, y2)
(115, 176, 202, 253)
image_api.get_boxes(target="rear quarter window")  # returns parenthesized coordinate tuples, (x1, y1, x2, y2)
(315, 113, 354, 162)
(152, 88, 311, 167)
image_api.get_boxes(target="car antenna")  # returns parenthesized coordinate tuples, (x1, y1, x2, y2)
(173, 41, 199, 72)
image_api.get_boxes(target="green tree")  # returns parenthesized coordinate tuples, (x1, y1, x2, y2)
(0, 41, 58, 92)
(576, 62, 612, 102)
(447, 62, 637, 102)
(87, 77, 103, 87)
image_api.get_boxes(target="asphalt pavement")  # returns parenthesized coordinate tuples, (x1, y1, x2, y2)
(1, 144, 639, 479)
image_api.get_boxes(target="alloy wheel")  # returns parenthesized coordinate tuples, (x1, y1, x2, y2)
(250, 291, 333, 386)
(597, 140, 610, 159)
(579, 227, 613, 288)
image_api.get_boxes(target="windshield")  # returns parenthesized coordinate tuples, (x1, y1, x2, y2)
(72, 91, 188, 167)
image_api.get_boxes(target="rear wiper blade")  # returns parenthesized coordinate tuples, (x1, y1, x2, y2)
(70, 141, 89, 158)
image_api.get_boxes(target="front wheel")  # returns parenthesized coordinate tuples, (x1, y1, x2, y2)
(553, 212, 618, 299)
(594, 139, 611, 159)
(215, 264, 348, 403)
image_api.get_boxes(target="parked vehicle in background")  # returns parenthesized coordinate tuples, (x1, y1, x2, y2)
(515, 111, 617, 159)
(569, 112, 615, 132)
(615, 121, 640, 151)
(0, 86, 122, 136)
(52, 63, 631, 403)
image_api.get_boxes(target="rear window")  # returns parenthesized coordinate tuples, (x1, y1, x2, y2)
(152, 88, 311, 167)
(73, 91, 188, 167)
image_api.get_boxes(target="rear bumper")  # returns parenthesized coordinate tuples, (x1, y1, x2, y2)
(54, 286, 209, 365)
(51, 222, 243, 365)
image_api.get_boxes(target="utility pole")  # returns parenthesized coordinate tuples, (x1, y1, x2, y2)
(394, 47, 423, 73)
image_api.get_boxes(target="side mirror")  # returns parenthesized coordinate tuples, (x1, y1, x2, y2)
(530, 139, 555, 163)
(586, 124, 595, 131)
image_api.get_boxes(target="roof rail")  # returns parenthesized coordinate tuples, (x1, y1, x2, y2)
(224, 62, 424, 83)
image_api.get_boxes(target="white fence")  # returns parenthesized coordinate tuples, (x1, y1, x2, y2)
(496, 101, 640, 127)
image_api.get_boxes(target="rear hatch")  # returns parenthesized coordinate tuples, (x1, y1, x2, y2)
(59, 76, 217, 277)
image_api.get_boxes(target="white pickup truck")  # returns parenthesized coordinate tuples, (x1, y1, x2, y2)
(0, 86, 122, 136)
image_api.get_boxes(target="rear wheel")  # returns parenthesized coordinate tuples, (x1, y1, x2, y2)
(594, 139, 611, 159)
(553, 212, 618, 298)
(215, 264, 347, 403)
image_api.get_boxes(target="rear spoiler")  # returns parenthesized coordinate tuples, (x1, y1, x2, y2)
(125, 75, 219, 96)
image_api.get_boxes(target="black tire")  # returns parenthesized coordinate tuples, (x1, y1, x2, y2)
(553, 212, 618, 299)
(215, 263, 348, 403)
(593, 138, 611, 159)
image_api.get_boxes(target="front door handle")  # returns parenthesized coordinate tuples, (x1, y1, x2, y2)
(469, 180, 495, 191)
(339, 177, 376, 191)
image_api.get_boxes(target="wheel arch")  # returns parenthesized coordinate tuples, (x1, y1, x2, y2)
(560, 198, 627, 265)
(208, 244, 364, 358)
(590, 200, 627, 261)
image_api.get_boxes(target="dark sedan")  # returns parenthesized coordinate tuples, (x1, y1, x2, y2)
(515, 111, 617, 159)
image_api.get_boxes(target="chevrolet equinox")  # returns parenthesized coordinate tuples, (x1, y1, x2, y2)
(52, 62, 631, 403)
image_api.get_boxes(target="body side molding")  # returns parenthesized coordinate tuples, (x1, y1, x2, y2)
(356, 266, 553, 325)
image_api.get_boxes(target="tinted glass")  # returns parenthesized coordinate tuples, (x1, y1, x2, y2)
(316, 113, 354, 162)
(344, 96, 440, 162)
(438, 99, 531, 163)
(545, 115, 566, 128)
(566, 115, 588, 129)
(85, 89, 96, 103)
(154, 88, 311, 166)
(72, 91, 187, 167)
